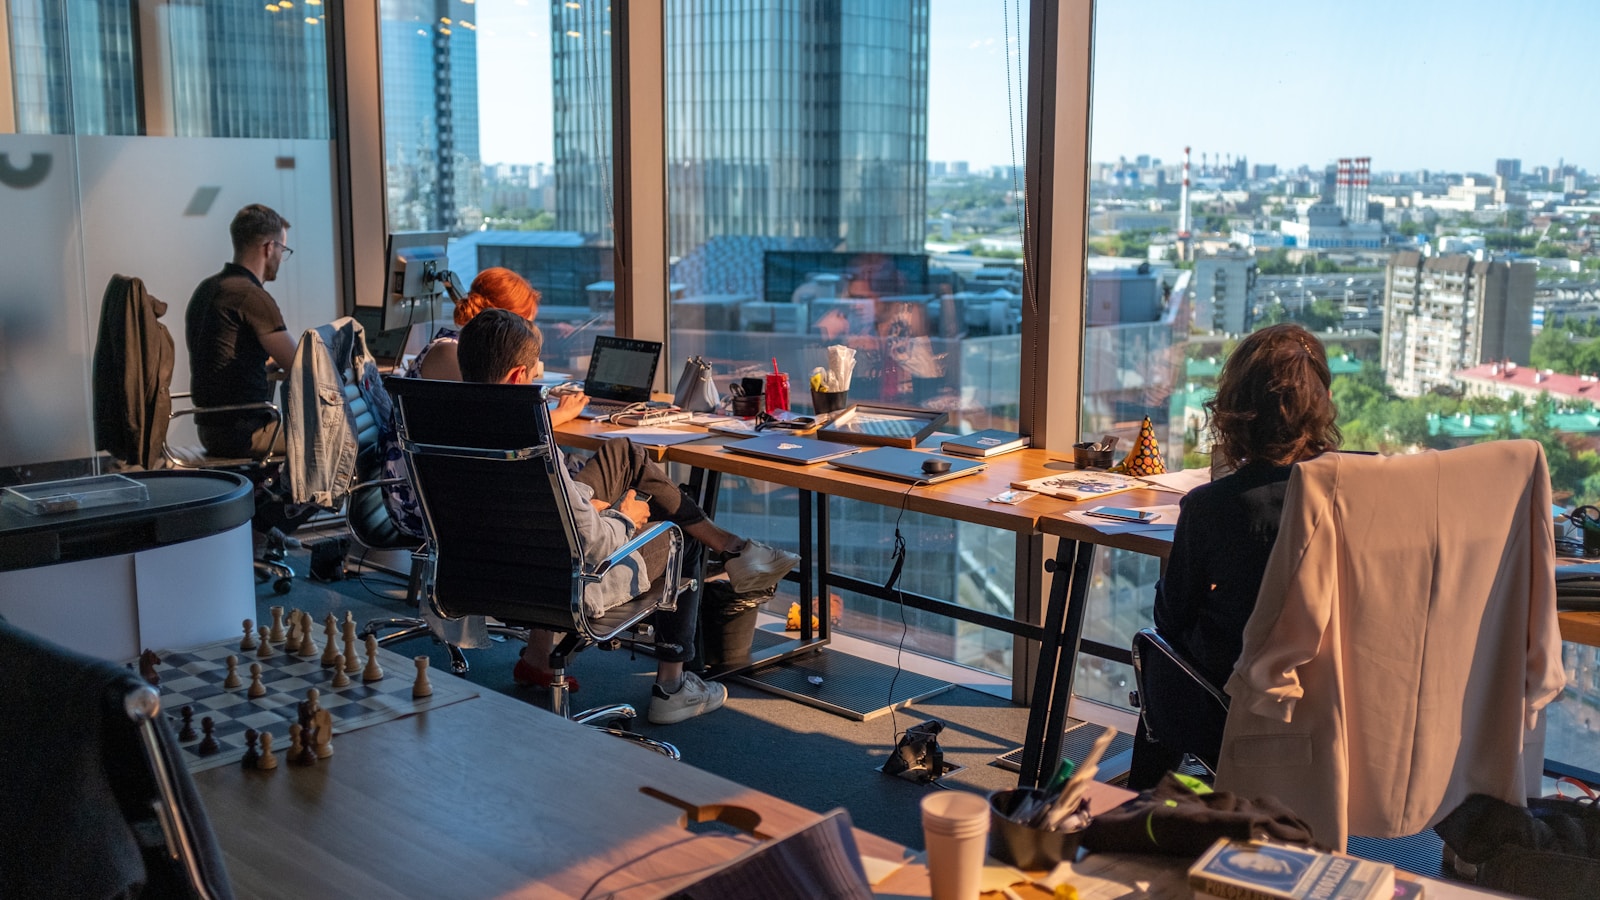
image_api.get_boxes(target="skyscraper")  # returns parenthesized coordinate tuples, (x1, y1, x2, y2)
(9, 1, 330, 140)
(381, 0, 482, 233)
(551, 0, 929, 259)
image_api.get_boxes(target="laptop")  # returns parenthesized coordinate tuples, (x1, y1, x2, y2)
(720, 435, 863, 466)
(577, 335, 663, 418)
(827, 447, 988, 484)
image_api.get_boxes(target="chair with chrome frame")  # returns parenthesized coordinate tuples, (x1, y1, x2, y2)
(386, 376, 692, 758)
(0, 619, 236, 900)
(164, 393, 296, 592)
(1128, 626, 1230, 779)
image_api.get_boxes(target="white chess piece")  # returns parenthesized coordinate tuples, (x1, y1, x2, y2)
(247, 662, 266, 698)
(362, 634, 383, 683)
(240, 618, 257, 651)
(256, 732, 278, 770)
(256, 625, 273, 659)
(223, 655, 241, 690)
(313, 708, 334, 759)
(412, 655, 433, 699)
(268, 606, 286, 643)
(298, 611, 319, 658)
(331, 654, 351, 688)
(321, 614, 340, 666)
(342, 614, 362, 675)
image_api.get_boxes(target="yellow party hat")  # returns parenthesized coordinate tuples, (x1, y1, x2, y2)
(1111, 416, 1166, 476)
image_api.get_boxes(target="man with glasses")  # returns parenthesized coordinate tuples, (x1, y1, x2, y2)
(185, 203, 298, 458)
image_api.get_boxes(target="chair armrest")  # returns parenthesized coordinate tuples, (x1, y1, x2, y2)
(582, 521, 685, 613)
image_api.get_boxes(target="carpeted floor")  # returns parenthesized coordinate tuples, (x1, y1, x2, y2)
(262, 541, 1038, 850)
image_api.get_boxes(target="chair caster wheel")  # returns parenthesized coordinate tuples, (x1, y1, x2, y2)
(273, 577, 293, 594)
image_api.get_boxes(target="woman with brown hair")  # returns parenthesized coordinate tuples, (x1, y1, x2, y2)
(1128, 323, 1342, 788)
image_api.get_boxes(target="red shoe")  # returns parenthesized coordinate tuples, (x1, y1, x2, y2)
(513, 656, 579, 693)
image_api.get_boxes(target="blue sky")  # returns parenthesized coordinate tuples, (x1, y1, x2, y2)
(474, 1, 1599, 176)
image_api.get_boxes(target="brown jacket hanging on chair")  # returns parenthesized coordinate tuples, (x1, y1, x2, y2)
(93, 274, 174, 469)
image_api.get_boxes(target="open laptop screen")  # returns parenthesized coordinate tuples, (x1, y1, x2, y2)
(583, 335, 662, 403)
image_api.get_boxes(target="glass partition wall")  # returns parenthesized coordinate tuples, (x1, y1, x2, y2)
(1, 0, 341, 473)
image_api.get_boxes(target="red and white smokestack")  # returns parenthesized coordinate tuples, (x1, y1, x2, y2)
(1179, 145, 1192, 239)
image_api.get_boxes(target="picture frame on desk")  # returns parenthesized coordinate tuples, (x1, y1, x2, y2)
(818, 404, 948, 449)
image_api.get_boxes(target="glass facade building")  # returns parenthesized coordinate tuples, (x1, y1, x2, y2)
(8, 0, 138, 135)
(380, 0, 482, 232)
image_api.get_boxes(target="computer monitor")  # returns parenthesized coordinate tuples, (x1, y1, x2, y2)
(382, 231, 451, 333)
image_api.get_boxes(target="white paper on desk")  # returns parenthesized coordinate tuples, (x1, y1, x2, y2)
(1138, 467, 1211, 494)
(1044, 853, 1192, 900)
(599, 427, 716, 447)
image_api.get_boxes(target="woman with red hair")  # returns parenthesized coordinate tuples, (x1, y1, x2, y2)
(412, 267, 542, 381)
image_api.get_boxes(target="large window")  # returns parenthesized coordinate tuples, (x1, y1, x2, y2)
(662, 0, 1029, 676)
(1083, 0, 1600, 773)
(377, 0, 615, 374)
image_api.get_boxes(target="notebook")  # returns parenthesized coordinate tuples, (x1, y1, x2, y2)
(827, 447, 988, 484)
(720, 435, 863, 466)
(578, 335, 663, 418)
(940, 429, 1030, 458)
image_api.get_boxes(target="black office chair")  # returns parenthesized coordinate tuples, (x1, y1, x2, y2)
(1128, 627, 1230, 777)
(387, 376, 694, 758)
(0, 619, 236, 899)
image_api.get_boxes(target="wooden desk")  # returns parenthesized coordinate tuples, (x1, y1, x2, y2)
(1560, 610, 1600, 647)
(195, 684, 925, 898)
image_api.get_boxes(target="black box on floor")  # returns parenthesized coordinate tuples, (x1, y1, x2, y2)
(308, 536, 350, 582)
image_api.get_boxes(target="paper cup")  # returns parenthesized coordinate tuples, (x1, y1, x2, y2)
(921, 791, 990, 900)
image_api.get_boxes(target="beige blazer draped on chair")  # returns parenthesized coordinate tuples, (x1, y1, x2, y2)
(1216, 441, 1564, 850)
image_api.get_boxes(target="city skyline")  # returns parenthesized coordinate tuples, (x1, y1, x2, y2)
(474, 1, 1598, 176)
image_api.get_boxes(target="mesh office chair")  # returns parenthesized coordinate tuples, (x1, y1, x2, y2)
(387, 376, 694, 758)
(1128, 627, 1230, 777)
(0, 620, 235, 900)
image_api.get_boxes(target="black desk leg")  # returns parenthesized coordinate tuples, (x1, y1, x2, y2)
(1018, 538, 1097, 789)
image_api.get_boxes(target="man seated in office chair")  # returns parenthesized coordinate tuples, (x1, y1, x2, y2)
(457, 308, 800, 724)
(185, 202, 311, 545)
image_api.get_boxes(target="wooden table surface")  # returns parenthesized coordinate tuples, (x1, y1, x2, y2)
(195, 686, 926, 899)
(1560, 610, 1600, 647)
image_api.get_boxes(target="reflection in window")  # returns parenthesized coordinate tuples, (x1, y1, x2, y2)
(9, 0, 139, 134)
(662, 0, 1028, 678)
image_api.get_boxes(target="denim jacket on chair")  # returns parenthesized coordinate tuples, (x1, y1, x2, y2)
(285, 317, 388, 509)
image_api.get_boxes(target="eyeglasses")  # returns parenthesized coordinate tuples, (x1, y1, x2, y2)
(270, 240, 294, 259)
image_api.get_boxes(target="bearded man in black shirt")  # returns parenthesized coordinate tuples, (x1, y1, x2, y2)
(185, 204, 299, 458)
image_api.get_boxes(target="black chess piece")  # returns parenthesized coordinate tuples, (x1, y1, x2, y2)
(197, 716, 220, 756)
(240, 728, 261, 769)
(138, 649, 162, 687)
(178, 705, 197, 742)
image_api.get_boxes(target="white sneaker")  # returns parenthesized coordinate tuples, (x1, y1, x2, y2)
(648, 672, 728, 724)
(721, 540, 800, 594)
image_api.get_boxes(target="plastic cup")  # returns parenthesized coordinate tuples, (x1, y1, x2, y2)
(764, 372, 791, 414)
(921, 791, 990, 900)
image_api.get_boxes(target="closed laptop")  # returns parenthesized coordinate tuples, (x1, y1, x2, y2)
(827, 447, 987, 484)
(721, 435, 863, 466)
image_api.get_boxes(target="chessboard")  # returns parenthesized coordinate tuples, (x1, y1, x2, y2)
(141, 635, 478, 773)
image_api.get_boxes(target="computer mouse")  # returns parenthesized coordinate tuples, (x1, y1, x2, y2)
(921, 458, 952, 475)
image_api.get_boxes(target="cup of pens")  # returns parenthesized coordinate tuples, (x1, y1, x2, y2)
(987, 787, 1088, 869)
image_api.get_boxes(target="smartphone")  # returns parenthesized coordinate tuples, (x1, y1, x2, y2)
(631, 491, 652, 505)
(1086, 506, 1159, 523)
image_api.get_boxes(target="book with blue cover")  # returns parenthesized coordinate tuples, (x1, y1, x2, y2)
(1188, 839, 1395, 900)
(940, 429, 1031, 458)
